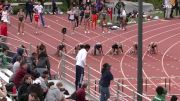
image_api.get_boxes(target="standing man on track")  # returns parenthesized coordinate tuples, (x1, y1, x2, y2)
(25, 0, 34, 23)
(34, 2, 46, 28)
(75, 44, 90, 90)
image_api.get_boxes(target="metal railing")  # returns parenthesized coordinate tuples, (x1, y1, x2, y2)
(58, 51, 152, 101)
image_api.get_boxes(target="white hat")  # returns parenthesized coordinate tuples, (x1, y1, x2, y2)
(33, 79, 41, 84)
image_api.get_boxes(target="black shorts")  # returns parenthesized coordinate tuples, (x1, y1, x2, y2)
(95, 44, 102, 49)
(112, 44, 118, 49)
(19, 16, 24, 22)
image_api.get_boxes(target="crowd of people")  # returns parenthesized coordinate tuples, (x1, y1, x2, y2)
(163, 0, 180, 19)
(67, 0, 128, 34)
(0, 0, 179, 101)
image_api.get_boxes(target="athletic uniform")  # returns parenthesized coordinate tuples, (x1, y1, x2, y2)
(69, 10, 75, 21)
(91, 9, 98, 28)
(101, 10, 107, 27)
(84, 11, 90, 19)
(1, 22, 7, 36)
(1, 10, 9, 23)
(18, 12, 25, 22)
(34, 13, 39, 22)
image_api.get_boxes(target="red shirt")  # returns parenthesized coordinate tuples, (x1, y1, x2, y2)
(13, 68, 27, 88)
(76, 88, 87, 101)
(1, 23, 7, 36)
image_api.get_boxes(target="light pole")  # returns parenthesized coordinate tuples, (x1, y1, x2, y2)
(137, 0, 143, 101)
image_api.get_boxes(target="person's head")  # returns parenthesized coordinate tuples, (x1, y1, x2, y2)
(16, 56, 22, 62)
(101, 63, 111, 74)
(17, 48, 24, 56)
(156, 86, 165, 96)
(41, 71, 49, 81)
(22, 74, 32, 84)
(81, 83, 88, 89)
(56, 82, 63, 88)
(19, 9, 23, 12)
(84, 44, 90, 52)
(38, 52, 47, 59)
(28, 92, 40, 101)
(79, 44, 84, 49)
(48, 82, 54, 88)
(20, 61, 28, 69)
(3, 6, 6, 11)
(170, 95, 178, 101)
(86, 6, 90, 10)
(32, 52, 37, 58)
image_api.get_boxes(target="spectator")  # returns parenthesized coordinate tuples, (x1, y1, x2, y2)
(12, 56, 22, 73)
(37, 43, 46, 58)
(28, 52, 37, 70)
(0, 80, 7, 99)
(28, 84, 44, 101)
(115, 0, 125, 22)
(0, 38, 9, 50)
(52, 0, 58, 14)
(12, 47, 24, 64)
(33, 71, 49, 97)
(46, 82, 65, 101)
(25, 0, 34, 22)
(13, 61, 28, 88)
(56, 82, 69, 95)
(76, 83, 88, 101)
(170, 95, 178, 101)
(18, 74, 32, 101)
(0, 48, 12, 68)
(164, 0, 172, 19)
(176, 0, 180, 16)
(75, 44, 90, 89)
(36, 52, 51, 77)
(152, 86, 167, 101)
(28, 92, 40, 101)
(99, 63, 114, 101)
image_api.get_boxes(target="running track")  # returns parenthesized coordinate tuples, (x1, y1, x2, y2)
(7, 15, 180, 100)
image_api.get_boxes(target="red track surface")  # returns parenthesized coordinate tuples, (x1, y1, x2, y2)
(7, 15, 180, 100)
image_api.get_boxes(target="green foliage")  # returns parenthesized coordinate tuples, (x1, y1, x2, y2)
(58, 0, 68, 12)
(12, 4, 25, 15)
(127, 0, 163, 9)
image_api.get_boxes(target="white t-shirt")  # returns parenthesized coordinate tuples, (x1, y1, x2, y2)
(122, 9, 126, 17)
(76, 48, 87, 67)
(13, 61, 20, 73)
(34, 5, 43, 13)
(1, 10, 9, 23)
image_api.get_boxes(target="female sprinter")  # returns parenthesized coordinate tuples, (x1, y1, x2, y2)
(100, 7, 110, 34)
(17, 9, 25, 35)
(67, 7, 76, 33)
(91, 4, 98, 30)
(84, 6, 91, 34)
(34, 9, 39, 34)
